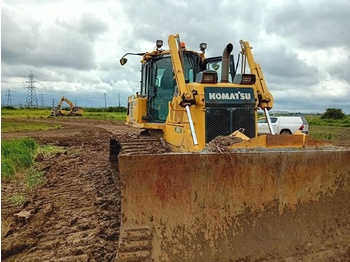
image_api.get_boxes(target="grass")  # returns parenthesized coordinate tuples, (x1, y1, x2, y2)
(305, 115, 350, 143)
(1, 108, 50, 119)
(1, 108, 126, 121)
(308, 125, 350, 143)
(1, 138, 38, 179)
(1, 138, 63, 206)
(8, 193, 26, 206)
(305, 115, 350, 127)
(26, 167, 45, 191)
(1, 121, 62, 132)
(82, 111, 126, 121)
(5, 169, 45, 206)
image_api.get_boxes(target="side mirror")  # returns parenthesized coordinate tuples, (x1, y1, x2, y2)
(120, 57, 128, 65)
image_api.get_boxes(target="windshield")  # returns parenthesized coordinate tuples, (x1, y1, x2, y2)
(147, 53, 201, 122)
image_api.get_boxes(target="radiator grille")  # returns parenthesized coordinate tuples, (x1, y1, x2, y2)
(206, 107, 255, 143)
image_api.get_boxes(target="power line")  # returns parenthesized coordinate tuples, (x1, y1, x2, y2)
(40, 94, 44, 107)
(1, 92, 4, 106)
(25, 71, 38, 108)
(7, 89, 13, 106)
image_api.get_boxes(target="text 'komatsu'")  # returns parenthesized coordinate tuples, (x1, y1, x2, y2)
(208, 92, 251, 100)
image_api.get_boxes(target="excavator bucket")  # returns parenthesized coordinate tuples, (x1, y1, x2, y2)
(111, 144, 350, 261)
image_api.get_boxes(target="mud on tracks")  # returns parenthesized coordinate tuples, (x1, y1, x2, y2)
(1, 118, 133, 261)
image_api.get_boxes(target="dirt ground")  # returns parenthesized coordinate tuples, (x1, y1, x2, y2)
(1, 118, 139, 261)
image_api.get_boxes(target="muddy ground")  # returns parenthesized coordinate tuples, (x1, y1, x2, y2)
(1, 118, 139, 261)
(1, 118, 349, 261)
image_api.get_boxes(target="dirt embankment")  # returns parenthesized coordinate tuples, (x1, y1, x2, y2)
(1, 118, 134, 261)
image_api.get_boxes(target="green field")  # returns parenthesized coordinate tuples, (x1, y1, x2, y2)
(1, 121, 62, 132)
(1, 107, 126, 121)
(2, 108, 349, 144)
(305, 115, 350, 144)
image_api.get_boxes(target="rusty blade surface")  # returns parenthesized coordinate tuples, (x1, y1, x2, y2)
(116, 149, 350, 261)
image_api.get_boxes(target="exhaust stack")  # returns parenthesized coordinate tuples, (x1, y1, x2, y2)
(221, 43, 233, 83)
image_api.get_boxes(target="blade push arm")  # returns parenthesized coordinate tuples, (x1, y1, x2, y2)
(239, 40, 274, 110)
(168, 34, 195, 107)
(168, 34, 198, 145)
(240, 40, 275, 134)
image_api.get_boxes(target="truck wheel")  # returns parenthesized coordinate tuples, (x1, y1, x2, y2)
(280, 130, 292, 135)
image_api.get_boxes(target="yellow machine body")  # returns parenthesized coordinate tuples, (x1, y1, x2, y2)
(126, 81, 259, 152)
(113, 34, 350, 261)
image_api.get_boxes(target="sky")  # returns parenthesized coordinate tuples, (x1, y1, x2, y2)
(1, 0, 350, 113)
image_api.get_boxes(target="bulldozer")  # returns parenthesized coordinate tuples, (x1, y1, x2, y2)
(110, 34, 350, 261)
(50, 96, 83, 117)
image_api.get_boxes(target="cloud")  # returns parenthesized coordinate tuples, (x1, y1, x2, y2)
(2, 4, 108, 70)
(1, 4, 39, 63)
(265, 0, 350, 50)
(1, 0, 350, 113)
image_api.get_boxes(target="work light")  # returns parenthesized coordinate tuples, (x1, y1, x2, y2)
(200, 43, 207, 52)
(233, 74, 256, 85)
(156, 40, 163, 49)
(196, 70, 218, 83)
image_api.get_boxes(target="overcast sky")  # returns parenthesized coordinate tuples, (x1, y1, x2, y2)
(1, 0, 350, 113)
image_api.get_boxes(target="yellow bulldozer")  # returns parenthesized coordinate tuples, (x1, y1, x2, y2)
(110, 34, 350, 261)
(50, 96, 83, 117)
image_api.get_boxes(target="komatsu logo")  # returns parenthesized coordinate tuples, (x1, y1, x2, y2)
(205, 87, 255, 106)
(208, 91, 251, 100)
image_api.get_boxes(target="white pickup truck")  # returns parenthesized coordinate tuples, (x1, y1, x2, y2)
(257, 116, 309, 135)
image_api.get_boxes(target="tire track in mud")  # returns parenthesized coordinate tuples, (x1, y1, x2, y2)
(2, 125, 121, 261)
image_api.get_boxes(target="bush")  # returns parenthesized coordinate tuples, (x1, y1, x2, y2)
(84, 106, 126, 113)
(2, 106, 16, 110)
(320, 108, 346, 120)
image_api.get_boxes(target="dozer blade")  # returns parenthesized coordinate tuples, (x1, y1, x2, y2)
(230, 133, 333, 149)
(115, 149, 350, 261)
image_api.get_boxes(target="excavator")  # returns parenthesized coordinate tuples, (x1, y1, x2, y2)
(50, 96, 83, 117)
(110, 34, 350, 261)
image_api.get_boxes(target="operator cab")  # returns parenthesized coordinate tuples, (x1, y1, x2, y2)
(139, 49, 235, 123)
(140, 51, 202, 123)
